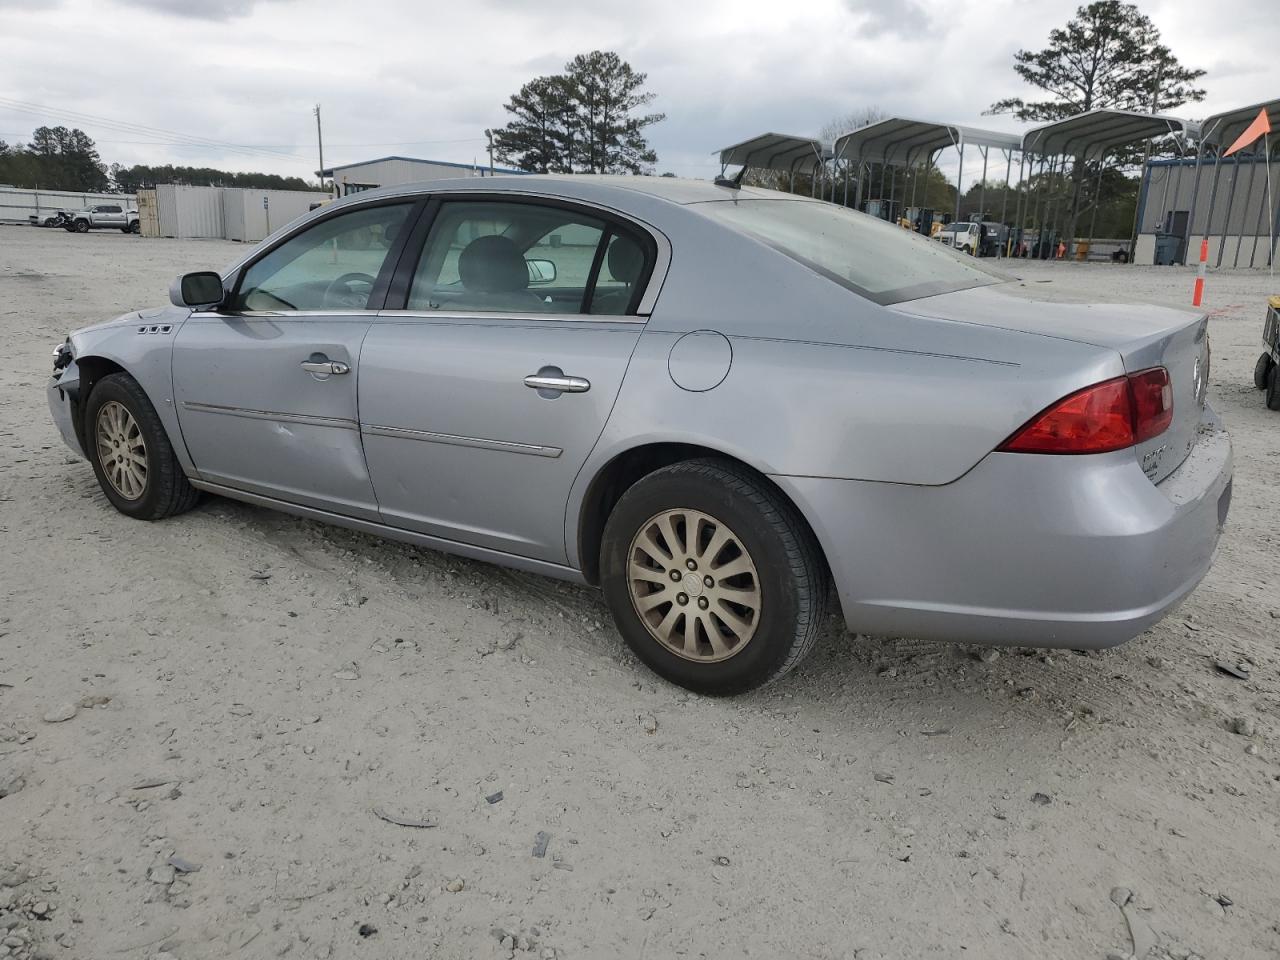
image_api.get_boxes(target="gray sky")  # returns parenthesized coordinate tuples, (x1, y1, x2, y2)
(1, 0, 1276, 185)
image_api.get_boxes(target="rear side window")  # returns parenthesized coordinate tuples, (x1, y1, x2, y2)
(692, 199, 1003, 305)
(233, 203, 411, 311)
(406, 200, 650, 316)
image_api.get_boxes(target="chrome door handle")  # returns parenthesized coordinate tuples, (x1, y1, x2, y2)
(524, 373, 590, 393)
(301, 360, 350, 375)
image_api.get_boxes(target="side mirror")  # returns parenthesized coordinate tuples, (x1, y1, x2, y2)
(171, 271, 225, 309)
(526, 258, 557, 285)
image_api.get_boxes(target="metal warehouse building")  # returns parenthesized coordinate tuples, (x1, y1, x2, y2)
(317, 155, 526, 195)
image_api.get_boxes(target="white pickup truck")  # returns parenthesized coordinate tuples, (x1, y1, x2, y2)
(65, 203, 140, 234)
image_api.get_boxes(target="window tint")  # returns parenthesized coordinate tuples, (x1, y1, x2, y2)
(233, 203, 411, 311)
(588, 233, 646, 315)
(693, 199, 1003, 305)
(407, 201, 645, 316)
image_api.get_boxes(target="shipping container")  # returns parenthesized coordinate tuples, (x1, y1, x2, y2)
(222, 188, 327, 242)
(155, 184, 225, 239)
(136, 189, 160, 237)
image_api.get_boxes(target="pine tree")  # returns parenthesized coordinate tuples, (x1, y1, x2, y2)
(987, 1, 1206, 247)
(491, 51, 664, 175)
(491, 75, 575, 173)
(987, 0, 1205, 121)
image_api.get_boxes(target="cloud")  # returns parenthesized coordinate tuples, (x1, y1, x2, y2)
(112, 0, 291, 20)
(0, 0, 1275, 185)
(842, 0, 934, 37)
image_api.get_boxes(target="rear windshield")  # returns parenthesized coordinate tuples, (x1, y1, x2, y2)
(693, 198, 1004, 305)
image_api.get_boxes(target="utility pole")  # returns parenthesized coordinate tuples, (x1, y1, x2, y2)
(484, 128, 495, 176)
(314, 104, 326, 193)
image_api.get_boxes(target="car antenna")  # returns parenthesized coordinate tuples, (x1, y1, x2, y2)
(713, 165, 746, 189)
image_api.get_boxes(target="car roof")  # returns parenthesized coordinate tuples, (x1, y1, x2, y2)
(353, 174, 796, 208)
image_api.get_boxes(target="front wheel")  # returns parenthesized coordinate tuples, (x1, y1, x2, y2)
(1267, 363, 1280, 411)
(1254, 352, 1273, 391)
(85, 373, 201, 520)
(600, 460, 827, 695)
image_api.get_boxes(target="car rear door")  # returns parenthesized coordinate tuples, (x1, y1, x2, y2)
(172, 199, 418, 519)
(358, 196, 660, 564)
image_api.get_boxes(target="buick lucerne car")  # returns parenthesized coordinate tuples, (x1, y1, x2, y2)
(46, 176, 1233, 694)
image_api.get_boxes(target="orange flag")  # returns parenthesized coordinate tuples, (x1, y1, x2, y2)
(1223, 107, 1272, 157)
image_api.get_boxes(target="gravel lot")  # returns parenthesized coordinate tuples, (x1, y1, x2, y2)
(2, 226, 1279, 960)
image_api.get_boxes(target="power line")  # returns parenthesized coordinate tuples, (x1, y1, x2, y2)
(0, 99, 490, 160)
(0, 96, 306, 164)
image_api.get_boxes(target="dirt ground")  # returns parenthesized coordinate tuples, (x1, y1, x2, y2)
(1, 225, 1278, 960)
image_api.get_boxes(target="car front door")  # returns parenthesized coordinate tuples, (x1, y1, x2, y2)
(358, 197, 659, 564)
(172, 200, 417, 519)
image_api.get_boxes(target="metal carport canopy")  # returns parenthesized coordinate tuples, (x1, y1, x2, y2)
(716, 132, 830, 174)
(832, 118, 1021, 166)
(1196, 98, 1280, 148)
(1021, 109, 1194, 160)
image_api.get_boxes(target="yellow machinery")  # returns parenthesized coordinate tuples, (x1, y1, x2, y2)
(1254, 296, 1280, 410)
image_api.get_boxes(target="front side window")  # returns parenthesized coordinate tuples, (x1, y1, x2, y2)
(233, 203, 411, 311)
(694, 199, 1004, 305)
(407, 201, 646, 316)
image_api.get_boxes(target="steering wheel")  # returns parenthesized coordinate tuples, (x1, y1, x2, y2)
(323, 272, 376, 308)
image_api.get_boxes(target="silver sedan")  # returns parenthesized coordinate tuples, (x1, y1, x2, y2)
(46, 176, 1233, 694)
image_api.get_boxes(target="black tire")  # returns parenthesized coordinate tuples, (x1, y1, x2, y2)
(600, 459, 827, 696)
(130, 220, 140, 234)
(1254, 352, 1273, 391)
(1267, 363, 1280, 411)
(74, 220, 89, 233)
(1116, 249, 1129, 263)
(84, 373, 201, 520)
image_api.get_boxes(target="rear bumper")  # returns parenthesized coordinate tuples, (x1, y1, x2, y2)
(773, 405, 1232, 649)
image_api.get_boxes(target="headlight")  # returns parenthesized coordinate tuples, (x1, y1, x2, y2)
(52, 340, 72, 371)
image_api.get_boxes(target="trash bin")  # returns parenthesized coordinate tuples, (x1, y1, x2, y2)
(1074, 241, 1090, 261)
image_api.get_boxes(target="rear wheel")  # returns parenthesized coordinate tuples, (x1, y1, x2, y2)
(1254, 352, 1273, 391)
(129, 220, 140, 234)
(85, 373, 200, 520)
(1267, 363, 1280, 411)
(600, 459, 826, 695)
(74, 220, 89, 233)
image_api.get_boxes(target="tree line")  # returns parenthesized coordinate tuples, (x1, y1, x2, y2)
(0, 126, 314, 193)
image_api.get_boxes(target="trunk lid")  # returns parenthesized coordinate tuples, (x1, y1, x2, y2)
(892, 284, 1210, 484)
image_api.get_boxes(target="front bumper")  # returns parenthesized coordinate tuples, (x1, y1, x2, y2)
(48, 366, 84, 458)
(774, 404, 1233, 649)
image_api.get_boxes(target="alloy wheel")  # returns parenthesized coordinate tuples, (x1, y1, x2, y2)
(95, 400, 148, 500)
(626, 508, 761, 663)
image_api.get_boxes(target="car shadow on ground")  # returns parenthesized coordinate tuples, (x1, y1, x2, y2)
(193, 491, 1159, 742)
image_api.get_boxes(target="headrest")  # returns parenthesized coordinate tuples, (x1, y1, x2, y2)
(458, 235, 528, 293)
(607, 237, 645, 284)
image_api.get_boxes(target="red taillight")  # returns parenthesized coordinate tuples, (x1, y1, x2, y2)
(1128, 367, 1173, 441)
(998, 367, 1172, 455)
